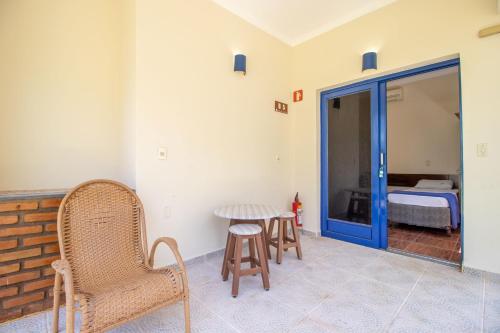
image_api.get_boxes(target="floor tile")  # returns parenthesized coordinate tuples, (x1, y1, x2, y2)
(285, 318, 336, 333)
(126, 298, 237, 333)
(216, 292, 304, 333)
(485, 272, 500, 333)
(1, 312, 48, 333)
(309, 276, 408, 333)
(359, 252, 427, 290)
(266, 275, 331, 313)
(388, 286, 482, 333)
(296, 260, 355, 292)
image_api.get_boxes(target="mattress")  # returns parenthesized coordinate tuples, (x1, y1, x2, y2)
(387, 186, 458, 208)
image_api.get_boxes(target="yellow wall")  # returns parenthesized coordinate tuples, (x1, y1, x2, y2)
(291, 0, 500, 273)
(0, 0, 135, 190)
(2, 0, 500, 274)
(135, 0, 293, 262)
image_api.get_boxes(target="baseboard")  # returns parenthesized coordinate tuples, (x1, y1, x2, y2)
(301, 228, 320, 237)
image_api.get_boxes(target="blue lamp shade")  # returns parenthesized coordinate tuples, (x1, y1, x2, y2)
(234, 54, 246, 75)
(362, 52, 377, 71)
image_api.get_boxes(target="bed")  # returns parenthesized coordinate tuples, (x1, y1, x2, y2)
(387, 174, 460, 234)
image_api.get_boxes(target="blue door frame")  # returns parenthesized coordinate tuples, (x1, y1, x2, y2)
(320, 82, 382, 248)
(320, 58, 461, 251)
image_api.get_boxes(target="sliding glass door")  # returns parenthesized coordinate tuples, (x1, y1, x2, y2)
(320, 82, 385, 248)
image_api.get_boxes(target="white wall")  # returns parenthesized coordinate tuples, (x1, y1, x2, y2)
(135, 0, 293, 262)
(291, 0, 500, 273)
(0, 0, 135, 190)
(387, 77, 461, 175)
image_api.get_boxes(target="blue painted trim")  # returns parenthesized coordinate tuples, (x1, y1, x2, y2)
(379, 81, 388, 249)
(320, 58, 459, 100)
(458, 62, 465, 266)
(320, 82, 381, 249)
(320, 57, 461, 251)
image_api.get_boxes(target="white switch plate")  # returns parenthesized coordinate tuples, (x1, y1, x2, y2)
(477, 143, 488, 157)
(163, 206, 171, 219)
(158, 147, 167, 160)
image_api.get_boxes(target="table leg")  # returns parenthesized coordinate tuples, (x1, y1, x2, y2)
(257, 220, 270, 273)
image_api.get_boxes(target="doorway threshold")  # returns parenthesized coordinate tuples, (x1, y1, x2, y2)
(387, 247, 461, 269)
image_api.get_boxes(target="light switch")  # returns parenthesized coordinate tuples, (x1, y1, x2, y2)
(477, 143, 488, 157)
(163, 206, 171, 219)
(158, 147, 167, 160)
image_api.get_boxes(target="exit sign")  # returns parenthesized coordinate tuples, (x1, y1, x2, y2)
(293, 90, 303, 102)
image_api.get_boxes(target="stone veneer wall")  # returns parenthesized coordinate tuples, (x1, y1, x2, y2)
(0, 193, 65, 322)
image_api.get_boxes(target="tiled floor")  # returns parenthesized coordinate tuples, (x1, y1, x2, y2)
(388, 223, 461, 263)
(2, 235, 499, 333)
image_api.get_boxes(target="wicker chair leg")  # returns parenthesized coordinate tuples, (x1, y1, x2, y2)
(183, 294, 191, 333)
(52, 273, 62, 333)
(65, 295, 74, 333)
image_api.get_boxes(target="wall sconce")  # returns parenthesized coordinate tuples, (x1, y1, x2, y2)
(234, 54, 246, 75)
(362, 52, 377, 71)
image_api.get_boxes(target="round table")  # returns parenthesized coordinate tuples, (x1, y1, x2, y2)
(215, 204, 280, 275)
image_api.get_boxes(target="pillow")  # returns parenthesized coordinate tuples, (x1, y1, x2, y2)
(415, 179, 453, 190)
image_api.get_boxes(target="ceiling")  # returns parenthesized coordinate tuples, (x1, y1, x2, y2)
(212, 0, 398, 46)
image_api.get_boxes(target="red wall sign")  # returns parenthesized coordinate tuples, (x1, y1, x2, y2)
(293, 90, 303, 102)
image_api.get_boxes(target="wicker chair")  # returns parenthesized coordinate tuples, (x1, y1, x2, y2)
(51, 180, 190, 333)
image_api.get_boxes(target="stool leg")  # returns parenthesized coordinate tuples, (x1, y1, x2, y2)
(248, 238, 257, 272)
(255, 235, 270, 290)
(257, 220, 270, 273)
(232, 237, 243, 297)
(290, 219, 303, 260)
(283, 221, 289, 251)
(277, 219, 284, 264)
(223, 234, 236, 281)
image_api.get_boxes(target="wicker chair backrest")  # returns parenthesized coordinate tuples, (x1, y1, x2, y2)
(57, 180, 148, 292)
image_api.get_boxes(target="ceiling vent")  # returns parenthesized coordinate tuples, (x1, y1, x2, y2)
(387, 87, 404, 102)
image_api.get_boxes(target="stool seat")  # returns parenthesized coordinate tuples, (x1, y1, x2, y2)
(279, 211, 296, 218)
(229, 224, 262, 236)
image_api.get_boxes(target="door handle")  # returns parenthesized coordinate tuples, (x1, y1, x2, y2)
(379, 152, 384, 178)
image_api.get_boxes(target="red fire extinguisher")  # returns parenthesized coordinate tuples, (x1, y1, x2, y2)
(292, 192, 303, 227)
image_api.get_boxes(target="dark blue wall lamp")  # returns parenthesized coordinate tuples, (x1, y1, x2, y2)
(362, 52, 378, 71)
(234, 54, 246, 75)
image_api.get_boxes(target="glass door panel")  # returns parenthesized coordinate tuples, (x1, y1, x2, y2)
(321, 82, 382, 248)
(328, 91, 372, 225)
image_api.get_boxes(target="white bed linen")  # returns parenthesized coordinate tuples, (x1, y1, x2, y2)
(387, 186, 458, 208)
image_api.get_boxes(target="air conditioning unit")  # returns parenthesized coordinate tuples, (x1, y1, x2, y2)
(387, 87, 403, 102)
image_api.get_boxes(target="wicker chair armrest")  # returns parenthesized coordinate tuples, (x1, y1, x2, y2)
(52, 259, 75, 298)
(148, 237, 186, 272)
(52, 259, 72, 279)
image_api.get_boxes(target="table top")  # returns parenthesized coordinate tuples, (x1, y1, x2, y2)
(214, 204, 280, 220)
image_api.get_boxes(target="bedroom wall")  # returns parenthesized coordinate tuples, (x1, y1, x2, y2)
(0, 0, 135, 190)
(291, 0, 500, 273)
(135, 0, 293, 263)
(387, 76, 461, 175)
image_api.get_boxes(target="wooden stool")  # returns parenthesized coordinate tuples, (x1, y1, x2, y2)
(223, 224, 270, 297)
(268, 212, 303, 264)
